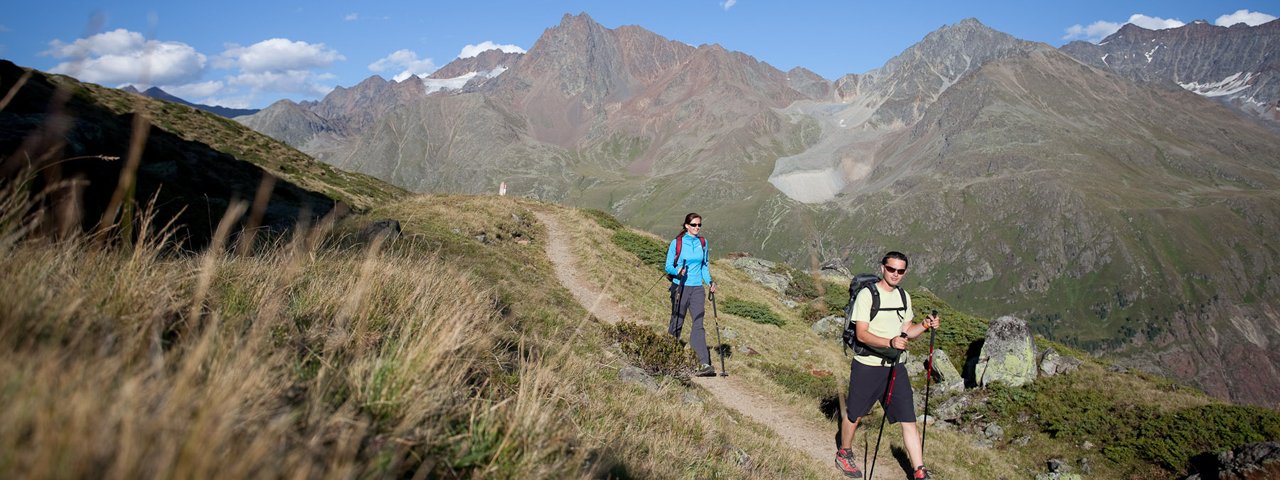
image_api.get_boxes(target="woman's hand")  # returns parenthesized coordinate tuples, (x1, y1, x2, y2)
(709, 282, 716, 294)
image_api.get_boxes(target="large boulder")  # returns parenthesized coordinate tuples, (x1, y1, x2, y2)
(973, 316, 1038, 387)
(1187, 442, 1280, 480)
(1039, 347, 1083, 377)
(729, 257, 790, 294)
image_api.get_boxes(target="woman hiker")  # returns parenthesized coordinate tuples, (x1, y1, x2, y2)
(665, 212, 717, 377)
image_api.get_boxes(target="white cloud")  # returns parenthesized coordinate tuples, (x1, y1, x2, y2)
(1215, 9, 1277, 27)
(198, 95, 253, 109)
(164, 80, 225, 98)
(1063, 20, 1123, 42)
(369, 49, 437, 81)
(41, 29, 206, 85)
(217, 38, 344, 73)
(228, 70, 335, 96)
(1126, 14, 1185, 30)
(344, 13, 358, 21)
(721, 0, 737, 11)
(457, 41, 526, 58)
(1064, 14, 1186, 43)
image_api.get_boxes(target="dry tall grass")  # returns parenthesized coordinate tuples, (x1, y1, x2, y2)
(0, 180, 584, 478)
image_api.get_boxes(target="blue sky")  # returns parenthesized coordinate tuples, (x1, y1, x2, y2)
(2, 1, 1276, 108)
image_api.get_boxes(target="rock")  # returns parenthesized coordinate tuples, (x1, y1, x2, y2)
(1034, 474, 1083, 480)
(983, 423, 1004, 441)
(729, 257, 790, 294)
(726, 251, 751, 259)
(933, 392, 976, 422)
(1081, 441, 1095, 450)
(1187, 441, 1280, 480)
(811, 315, 844, 339)
(927, 349, 965, 393)
(1080, 457, 1092, 474)
(359, 219, 401, 243)
(1039, 347, 1083, 377)
(974, 316, 1038, 387)
(720, 327, 738, 341)
(618, 366, 659, 391)
(819, 259, 852, 283)
(781, 299, 798, 308)
(1048, 458, 1067, 473)
(1014, 435, 1031, 447)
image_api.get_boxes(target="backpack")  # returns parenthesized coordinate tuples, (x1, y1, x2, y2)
(841, 273, 909, 363)
(667, 233, 707, 281)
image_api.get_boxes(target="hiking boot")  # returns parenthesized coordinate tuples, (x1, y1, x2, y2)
(912, 466, 932, 479)
(694, 364, 716, 377)
(834, 448, 862, 478)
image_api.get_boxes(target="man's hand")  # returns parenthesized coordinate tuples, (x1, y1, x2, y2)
(708, 282, 716, 294)
(890, 335, 909, 350)
(924, 312, 940, 329)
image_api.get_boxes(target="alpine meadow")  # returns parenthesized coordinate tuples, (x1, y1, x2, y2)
(3, 5, 1280, 480)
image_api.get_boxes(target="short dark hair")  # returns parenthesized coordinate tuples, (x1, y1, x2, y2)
(881, 251, 908, 268)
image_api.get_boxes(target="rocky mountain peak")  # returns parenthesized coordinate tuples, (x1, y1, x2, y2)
(1061, 18, 1280, 125)
(840, 18, 1042, 126)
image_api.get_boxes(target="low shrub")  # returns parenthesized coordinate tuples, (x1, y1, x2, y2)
(583, 209, 623, 231)
(611, 321, 699, 378)
(721, 297, 784, 326)
(611, 230, 667, 270)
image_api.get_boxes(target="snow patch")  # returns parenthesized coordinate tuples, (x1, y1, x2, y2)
(421, 66, 508, 94)
(1101, 53, 1110, 66)
(1144, 45, 1161, 63)
(1180, 72, 1257, 98)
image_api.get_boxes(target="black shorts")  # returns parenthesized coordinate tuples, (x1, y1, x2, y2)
(846, 361, 916, 424)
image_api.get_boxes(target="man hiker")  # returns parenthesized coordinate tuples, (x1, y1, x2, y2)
(665, 212, 717, 377)
(835, 251, 940, 479)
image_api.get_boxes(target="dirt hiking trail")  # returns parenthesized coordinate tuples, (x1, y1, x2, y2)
(536, 211, 907, 479)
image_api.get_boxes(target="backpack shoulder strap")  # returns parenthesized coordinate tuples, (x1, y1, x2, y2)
(868, 284, 882, 318)
(897, 287, 908, 313)
(672, 233, 684, 268)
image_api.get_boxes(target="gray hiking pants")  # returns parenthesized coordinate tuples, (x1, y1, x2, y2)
(668, 284, 710, 365)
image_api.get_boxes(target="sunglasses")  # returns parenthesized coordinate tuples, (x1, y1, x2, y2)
(687, 223, 702, 227)
(883, 265, 907, 275)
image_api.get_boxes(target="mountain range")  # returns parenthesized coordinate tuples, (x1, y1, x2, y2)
(234, 13, 1280, 406)
(122, 85, 260, 118)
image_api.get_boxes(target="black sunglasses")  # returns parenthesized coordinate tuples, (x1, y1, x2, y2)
(687, 223, 701, 227)
(883, 265, 907, 275)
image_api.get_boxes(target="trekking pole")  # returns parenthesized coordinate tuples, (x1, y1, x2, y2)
(921, 309, 938, 459)
(668, 261, 688, 337)
(867, 354, 902, 480)
(642, 271, 668, 298)
(710, 290, 727, 376)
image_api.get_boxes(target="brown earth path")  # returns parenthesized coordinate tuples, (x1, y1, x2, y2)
(535, 210, 906, 479)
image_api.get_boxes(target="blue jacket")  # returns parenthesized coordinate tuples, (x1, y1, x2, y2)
(665, 233, 713, 286)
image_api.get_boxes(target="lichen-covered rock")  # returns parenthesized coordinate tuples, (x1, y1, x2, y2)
(929, 349, 965, 392)
(729, 257, 790, 294)
(1039, 347, 1083, 377)
(974, 315, 1037, 387)
(811, 314, 844, 339)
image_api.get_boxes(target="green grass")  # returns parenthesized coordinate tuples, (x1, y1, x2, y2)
(611, 229, 668, 271)
(721, 297, 784, 327)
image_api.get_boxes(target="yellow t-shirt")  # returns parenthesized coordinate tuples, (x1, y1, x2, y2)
(851, 283, 913, 366)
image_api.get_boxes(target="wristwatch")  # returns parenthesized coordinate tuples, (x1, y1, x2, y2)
(899, 332, 908, 339)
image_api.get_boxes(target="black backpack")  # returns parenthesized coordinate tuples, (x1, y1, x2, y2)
(841, 273, 909, 363)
